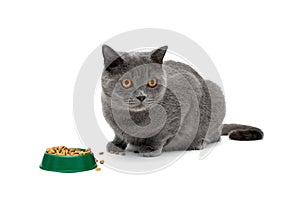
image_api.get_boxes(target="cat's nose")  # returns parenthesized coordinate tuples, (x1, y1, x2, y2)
(136, 95, 146, 102)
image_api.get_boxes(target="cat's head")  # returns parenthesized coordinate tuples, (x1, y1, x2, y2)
(101, 45, 168, 111)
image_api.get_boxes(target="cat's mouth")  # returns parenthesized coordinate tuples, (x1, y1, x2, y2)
(130, 104, 146, 111)
(127, 99, 154, 111)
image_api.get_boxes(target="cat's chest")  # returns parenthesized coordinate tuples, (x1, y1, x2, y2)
(129, 110, 151, 127)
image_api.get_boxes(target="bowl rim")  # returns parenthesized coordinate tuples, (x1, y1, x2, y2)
(44, 148, 94, 158)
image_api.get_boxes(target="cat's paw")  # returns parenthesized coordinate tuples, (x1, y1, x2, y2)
(138, 146, 162, 157)
(106, 142, 125, 153)
(140, 150, 162, 157)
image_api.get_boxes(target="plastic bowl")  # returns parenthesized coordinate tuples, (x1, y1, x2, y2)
(40, 148, 97, 173)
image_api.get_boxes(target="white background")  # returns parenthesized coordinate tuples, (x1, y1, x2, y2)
(1, 0, 299, 199)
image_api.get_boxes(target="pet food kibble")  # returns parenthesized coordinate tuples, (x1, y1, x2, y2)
(100, 160, 104, 164)
(121, 152, 126, 156)
(45, 146, 92, 156)
(99, 152, 104, 155)
(95, 168, 101, 171)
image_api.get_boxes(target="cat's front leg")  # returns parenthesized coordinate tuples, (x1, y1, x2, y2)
(138, 144, 163, 157)
(106, 135, 128, 153)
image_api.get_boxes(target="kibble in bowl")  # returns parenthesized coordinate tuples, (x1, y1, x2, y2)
(46, 146, 91, 156)
(40, 146, 97, 173)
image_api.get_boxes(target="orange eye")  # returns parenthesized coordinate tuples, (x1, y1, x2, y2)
(121, 78, 132, 88)
(148, 78, 157, 88)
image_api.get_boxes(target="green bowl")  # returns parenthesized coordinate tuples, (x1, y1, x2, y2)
(40, 148, 97, 173)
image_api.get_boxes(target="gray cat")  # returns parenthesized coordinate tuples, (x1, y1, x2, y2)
(101, 45, 263, 157)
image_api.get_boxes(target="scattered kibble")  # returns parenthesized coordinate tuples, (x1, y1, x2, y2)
(100, 160, 104, 164)
(95, 167, 101, 171)
(121, 152, 126, 156)
(99, 151, 104, 155)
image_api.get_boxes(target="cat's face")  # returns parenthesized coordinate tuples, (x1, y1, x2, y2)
(101, 45, 168, 111)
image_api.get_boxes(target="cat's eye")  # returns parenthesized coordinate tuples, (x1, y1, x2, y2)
(147, 78, 157, 88)
(121, 78, 132, 88)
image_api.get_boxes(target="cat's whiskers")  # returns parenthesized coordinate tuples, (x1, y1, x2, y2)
(145, 100, 154, 104)
(126, 98, 137, 105)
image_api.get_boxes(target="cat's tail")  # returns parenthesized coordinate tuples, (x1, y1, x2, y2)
(221, 124, 263, 141)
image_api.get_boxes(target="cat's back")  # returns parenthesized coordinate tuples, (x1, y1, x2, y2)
(163, 60, 208, 98)
(163, 60, 208, 87)
(162, 60, 226, 150)
(163, 60, 225, 115)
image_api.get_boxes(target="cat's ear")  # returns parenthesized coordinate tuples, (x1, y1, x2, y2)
(102, 44, 123, 69)
(150, 46, 168, 64)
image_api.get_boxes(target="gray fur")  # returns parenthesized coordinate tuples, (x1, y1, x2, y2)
(101, 45, 263, 157)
